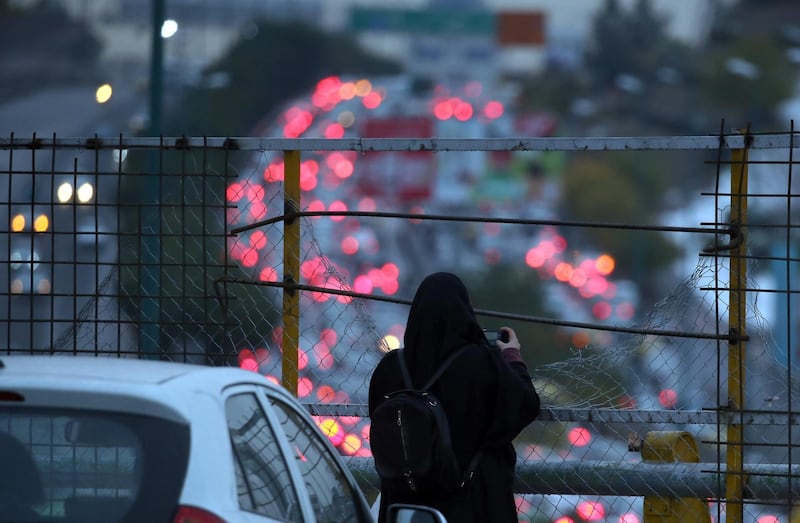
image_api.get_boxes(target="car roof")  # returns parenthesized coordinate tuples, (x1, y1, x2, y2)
(0, 354, 253, 385)
(0, 355, 289, 420)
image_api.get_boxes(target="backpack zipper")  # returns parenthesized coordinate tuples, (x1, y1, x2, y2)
(397, 408, 416, 491)
(397, 408, 409, 461)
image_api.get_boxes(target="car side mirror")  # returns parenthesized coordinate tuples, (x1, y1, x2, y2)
(385, 503, 448, 523)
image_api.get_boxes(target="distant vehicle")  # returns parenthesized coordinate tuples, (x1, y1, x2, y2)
(8, 207, 51, 294)
(0, 355, 443, 523)
(55, 178, 94, 205)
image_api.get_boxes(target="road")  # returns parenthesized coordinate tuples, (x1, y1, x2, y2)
(1, 82, 142, 353)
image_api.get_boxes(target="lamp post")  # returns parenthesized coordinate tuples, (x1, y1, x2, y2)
(141, 0, 165, 357)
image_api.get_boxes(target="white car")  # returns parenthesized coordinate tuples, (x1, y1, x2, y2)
(0, 355, 443, 523)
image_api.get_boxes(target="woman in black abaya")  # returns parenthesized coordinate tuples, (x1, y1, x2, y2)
(368, 272, 541, 523)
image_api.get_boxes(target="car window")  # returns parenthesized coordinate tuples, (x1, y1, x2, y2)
(267, 396, 366, 523)
(0, 408, 189, 523)
(226, 393, 302, 522)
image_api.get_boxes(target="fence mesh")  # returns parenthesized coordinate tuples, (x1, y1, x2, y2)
(1, 129, 798, 522)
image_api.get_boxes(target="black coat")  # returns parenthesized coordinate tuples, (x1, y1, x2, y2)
(368, 272, 541, 523)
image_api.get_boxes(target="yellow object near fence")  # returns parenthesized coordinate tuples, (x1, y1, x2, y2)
(642, 431, 711, 523)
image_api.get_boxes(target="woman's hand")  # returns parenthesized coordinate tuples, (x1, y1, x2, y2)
(495, 327, 524, 364)
(496, 327, 521, 351)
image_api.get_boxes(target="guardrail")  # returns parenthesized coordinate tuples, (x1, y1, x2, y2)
(344, 456, 800, 499)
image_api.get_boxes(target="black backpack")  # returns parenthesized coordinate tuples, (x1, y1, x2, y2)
(370, 346, 481, 497)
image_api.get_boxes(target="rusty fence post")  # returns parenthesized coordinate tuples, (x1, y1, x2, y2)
(282, 150, 301, 396)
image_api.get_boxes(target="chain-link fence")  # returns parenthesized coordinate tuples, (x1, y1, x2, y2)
(2, 129, 798, 522)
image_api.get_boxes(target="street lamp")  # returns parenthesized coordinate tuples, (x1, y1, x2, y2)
(143, 0, 166, 356)
(161, 19, 178, 39)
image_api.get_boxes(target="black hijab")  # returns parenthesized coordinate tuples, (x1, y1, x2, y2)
(402, 272, 487, 387)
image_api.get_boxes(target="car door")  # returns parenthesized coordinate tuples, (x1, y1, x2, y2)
(259, 388, 374, 523)
(225, 389, 309, 522)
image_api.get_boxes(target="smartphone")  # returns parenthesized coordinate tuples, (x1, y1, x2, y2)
(483, 329, 509, 343)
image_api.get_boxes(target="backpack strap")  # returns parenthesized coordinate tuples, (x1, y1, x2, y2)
(396, 345, 471, 391)
(421, 345, 471, 391)
(396, 349, 415, 389)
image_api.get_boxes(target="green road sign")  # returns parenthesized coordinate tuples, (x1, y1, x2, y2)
(349, 7, 495, 35)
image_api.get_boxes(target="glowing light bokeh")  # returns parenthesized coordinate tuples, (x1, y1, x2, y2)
(328, 200, 347, 222)
(249, 231, 267, 249)
(11, 214, 25, 232)
(576, 501, 605, 521)
(483, 100, 504, 119)
(298, 377, 313, 398)
(317, 417, 344, 446)
(341, 236, 359, 255)
(592, 301, 612, 320)
(95, 83, 113, 104)
(525, 247, 546, 268)
(382, 334, 401, 350)
(324, 123, 345, 139)
(259, 267, 278, 282)
(160, 19, 178, 38)
(316, 384, 335, 402)
(362, 91, 382, 109)
(341, 434, 363, 455)
(658, 388, 678, 409)
(571, 331, 590, 348)
(595, 254, 616, 275)
(239, 358, 258, 372)
(226, 182, 245, 202)
(240, 248, 258, 268)
(33, 214, 49, 232)
(568, 427, 592, 447)
(353, 275, 373, 294)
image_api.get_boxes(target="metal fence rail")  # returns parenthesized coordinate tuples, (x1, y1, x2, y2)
(2, 129, 798, 522)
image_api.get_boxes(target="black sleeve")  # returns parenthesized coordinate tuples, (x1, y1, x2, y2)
(483, 349, 541, 445)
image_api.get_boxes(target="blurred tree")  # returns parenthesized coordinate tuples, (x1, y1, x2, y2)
(463, 264, 562, 367)
(517, 0, 700, 136)
(585, 0, 629, 86)
(516, 68, 591, 117)
(121, 20, 401, 360)
(628, 0, 667, 74)
(117, 147, 281, 364)
(585, 0, 671, 88)
(556, 153, 683, 306)
(165, 20, 402, 136)
(699, 34, 795, 128)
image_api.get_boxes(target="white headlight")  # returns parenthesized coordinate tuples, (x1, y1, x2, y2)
(57, 182, 74, 203)
(77, 182, 94, 203)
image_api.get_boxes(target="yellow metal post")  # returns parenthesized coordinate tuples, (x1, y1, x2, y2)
(726, 142, 749, 523)
(282, 150, 301, 396)
(642, 431, 711, 522)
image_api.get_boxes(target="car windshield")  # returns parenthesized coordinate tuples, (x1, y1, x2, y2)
(0, 408, 190, 523)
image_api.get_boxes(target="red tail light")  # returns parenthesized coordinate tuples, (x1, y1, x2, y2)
(173, 505, 227, 523)
(0, 391, 25, 402)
